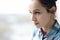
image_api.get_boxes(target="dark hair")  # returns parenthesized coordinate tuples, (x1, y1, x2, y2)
(38, 0, 57, 12)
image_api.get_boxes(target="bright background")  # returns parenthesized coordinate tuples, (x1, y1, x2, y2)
(0, 0, 60, 40)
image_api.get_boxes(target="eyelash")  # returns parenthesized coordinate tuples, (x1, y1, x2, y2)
(34, 12, 41, 14)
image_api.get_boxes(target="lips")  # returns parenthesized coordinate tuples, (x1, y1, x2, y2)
(34, 23, 39, 25)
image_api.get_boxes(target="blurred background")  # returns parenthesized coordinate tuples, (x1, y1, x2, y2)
(0, 0, 60, 40)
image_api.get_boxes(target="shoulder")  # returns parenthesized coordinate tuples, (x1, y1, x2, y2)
(54, 28, 60, 40)
(54, 20, 60, 40)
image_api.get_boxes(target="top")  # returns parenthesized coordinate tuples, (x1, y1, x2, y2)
(32, 20, 60, 40)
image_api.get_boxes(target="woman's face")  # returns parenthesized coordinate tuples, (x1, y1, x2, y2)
(29, 0, 54, 28)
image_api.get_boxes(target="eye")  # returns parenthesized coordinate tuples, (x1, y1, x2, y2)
(34, 12, 41, 14)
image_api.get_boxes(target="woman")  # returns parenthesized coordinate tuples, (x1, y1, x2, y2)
(29, 0, 60, 40)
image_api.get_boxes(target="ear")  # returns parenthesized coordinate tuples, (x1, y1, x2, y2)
(49, 6, 57, 14)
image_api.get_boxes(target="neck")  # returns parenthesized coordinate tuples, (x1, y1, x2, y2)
(41, 20, 55, 36)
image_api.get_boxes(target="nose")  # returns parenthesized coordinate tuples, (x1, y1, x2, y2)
(32, 15, 37, 21)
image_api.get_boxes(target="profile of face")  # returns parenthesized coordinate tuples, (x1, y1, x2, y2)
(29, 0, 56, 28)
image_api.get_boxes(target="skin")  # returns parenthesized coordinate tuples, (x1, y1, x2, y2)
(29, 0, 56, 35)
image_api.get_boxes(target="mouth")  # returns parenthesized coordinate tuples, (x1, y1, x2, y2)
(34, 23, 39, 26)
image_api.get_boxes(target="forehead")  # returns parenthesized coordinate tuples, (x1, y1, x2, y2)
(29, 0, 46, 12)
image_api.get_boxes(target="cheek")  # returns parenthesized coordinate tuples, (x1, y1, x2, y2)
(38, 14, 51, 26)
(38, 14, 50, 21)
(43, 15, 50, 21)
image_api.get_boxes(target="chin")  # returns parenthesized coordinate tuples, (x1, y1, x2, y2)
(36, 25, 41, 28)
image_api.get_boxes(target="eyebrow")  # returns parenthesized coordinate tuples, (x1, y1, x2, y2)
(29, 9, 40, 13)
(34, 9, 40, 11)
